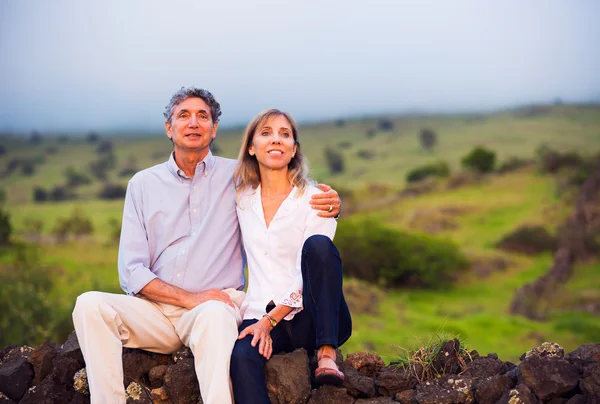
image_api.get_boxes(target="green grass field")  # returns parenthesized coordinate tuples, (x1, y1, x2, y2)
(1, 104, 599, 361)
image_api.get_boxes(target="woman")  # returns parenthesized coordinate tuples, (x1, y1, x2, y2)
(230, 109, 352, 403)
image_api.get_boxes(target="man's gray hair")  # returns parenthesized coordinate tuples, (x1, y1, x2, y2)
(163, 87, 222, 124)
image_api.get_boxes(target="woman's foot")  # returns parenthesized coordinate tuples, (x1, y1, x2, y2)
(315, 346, 344, 385)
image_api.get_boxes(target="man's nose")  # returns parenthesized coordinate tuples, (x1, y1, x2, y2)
(189, 115, 199, 127)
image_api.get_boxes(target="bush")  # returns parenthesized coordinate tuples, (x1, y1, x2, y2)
(356, 149, 376, 160)
(0, 208, 12, 245)
(30, 131, 42, 144)
(539, 149, 585, 174)
(0, 244, 72, 346)
(21, 160, 36, 176)
(335, 218, 468, 288)
(461, 146, 496, 173)
(65, 167, 92, 187)
(378, 119, 394, 131)
(0, 188, 5, 204)
(23, 218, 43, 243)
(496, 225, 557, 255)
(338, 141, 352, 149)
(324, 148, 345, 174)
(406, 161, 450, 183)
(87, 131, 100, 143)
(49, 185, 75, 201)
(419, 128, 437, 151)
(89, 153, 116, 180)
(51, 208, 94, 242)
(0, 145, 5, 156)
(33, 186, 48, 202)
(96, 140, 113, 154)
(497, 156, 533, 174)
(365, 128, 377, 138)
(98, 182, 127, 199)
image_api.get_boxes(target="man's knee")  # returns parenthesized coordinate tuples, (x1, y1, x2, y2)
(73, 291, 106, 317)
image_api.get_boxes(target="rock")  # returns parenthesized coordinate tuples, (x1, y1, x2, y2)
(307, 385, 355, 403)
(69, 392, 89, 404)
(164, 358, 201, 404)
(565, 394, 600, 404)
(19, 375, 75, 404)
(1, 346, 34, 364)
(0, 356, 34, 401)
(462, 353, 505, 379)
(414, 374, 474, 404)
(521, 342, 565, 361)
(60, 332, 85, 366)
(343, 352, 385, 377)
(394, 389, 417, 404)
(28, 341, 58, 385)
(566, 344, 600, 363)
(171, 346, 192, 363)
(50, 355, 81, 386)
(519, 356, 579, 401)
(581, 363, 600, 395)
(73, 368, 89, 396)
(150, 386, 169, 403)
(0, 392, 15, 403)
(148, 364, 168, 388)
(546, 398, 570, 404)
(340, 365, 375, 398)
(125, 381, 152, 403)
(0, 346, 17, 364)
(432, 339, 462, 376)
(122, 350, 162, 386)
(354, 398, 396, 403)
(375, 366, 418, 397)
(265, 349, 311, 404)
(472, 373, 514, 404)
(495, 383, 539, 404)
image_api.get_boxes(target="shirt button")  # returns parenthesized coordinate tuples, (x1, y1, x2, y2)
(204, 172, 208, 177)
(193, 185, 197, 190)
(177, 273, 181, 278)
(264, 251, 268, 256)
(193, 209, 197, 213)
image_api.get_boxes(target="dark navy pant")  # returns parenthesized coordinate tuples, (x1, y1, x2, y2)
(230, 235, 352, 404)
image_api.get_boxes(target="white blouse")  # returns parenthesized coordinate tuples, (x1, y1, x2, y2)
(236, 184, 337, 321)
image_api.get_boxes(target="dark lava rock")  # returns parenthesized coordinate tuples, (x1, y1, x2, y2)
(19, 374, 75, 404)
(29, 341, 58, 385)
(414, 374, 474, 404)
(374, 366, 418, 397)
(60, 332, 84, 366)
(122, 350, 162, 385)
(472, 373, 515, 404)
(340, 365, 375, 398)
(519, 356, 579, 401)
(265, 349, 311, 404)
(307, 385, 355, 404)
(148, 364, 168, 388)
(163, 358, 200, 404)
(0, 357, 34, 401)
(581, 363, 600, 395)
(462, 353, 505, 379)
(343, 352, 385, 377)
(495, 383, 539, 404)
(432, 339, 462, 375)
(394, 389, 417, 404)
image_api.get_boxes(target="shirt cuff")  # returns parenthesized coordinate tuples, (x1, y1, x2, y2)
(126, 265, 158, 295)
(277, 289, 304, 321)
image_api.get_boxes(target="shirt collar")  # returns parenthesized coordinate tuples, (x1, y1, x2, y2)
(167, 150, 216, 182)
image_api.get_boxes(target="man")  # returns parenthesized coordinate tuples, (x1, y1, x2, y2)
(72, 87, 341, 404)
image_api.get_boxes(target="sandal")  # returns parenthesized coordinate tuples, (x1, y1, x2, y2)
(314, 353, 345, 386)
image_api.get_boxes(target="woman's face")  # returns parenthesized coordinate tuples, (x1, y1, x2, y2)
(249, 115, 297, 171)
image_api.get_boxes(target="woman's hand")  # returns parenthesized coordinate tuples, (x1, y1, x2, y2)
(238, 317, 274, 359)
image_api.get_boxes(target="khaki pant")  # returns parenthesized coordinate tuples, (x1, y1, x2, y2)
(72, 289, 244, 404)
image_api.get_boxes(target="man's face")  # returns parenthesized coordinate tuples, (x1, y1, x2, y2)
(165, 97, 218, 155)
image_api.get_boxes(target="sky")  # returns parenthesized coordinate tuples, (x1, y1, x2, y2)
(1, 0, 599, 133)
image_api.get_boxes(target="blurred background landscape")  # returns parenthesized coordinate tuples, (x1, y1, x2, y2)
(1, 0, 599, 363)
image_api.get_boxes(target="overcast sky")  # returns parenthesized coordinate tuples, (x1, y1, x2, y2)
(1, 0, 599, 133)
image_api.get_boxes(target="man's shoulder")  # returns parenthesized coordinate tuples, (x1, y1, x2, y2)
(213, 156, 237, 170)
(128, 161, 169, 185)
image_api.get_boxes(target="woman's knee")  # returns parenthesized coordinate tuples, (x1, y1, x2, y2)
(231, 337, 263, 365)
(303, 235, 336, 257)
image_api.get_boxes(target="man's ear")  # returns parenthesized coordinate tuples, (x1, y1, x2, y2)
(212, 122, 219, 140)
(165, 121, 173, 140)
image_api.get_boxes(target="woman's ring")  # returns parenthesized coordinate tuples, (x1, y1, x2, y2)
(328, 204, 333, 213)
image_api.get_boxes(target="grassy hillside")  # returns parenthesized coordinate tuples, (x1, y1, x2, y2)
(1, 104, 599, 361)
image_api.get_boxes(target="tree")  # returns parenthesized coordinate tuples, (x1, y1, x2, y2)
(0, 208, 11, 245)
(419, 128, 437, 151)
(378, 119, 394, 131)
(96, 140, 113, 154)
(324, 148, 345, 174)
(98, 182, 127, 199)
(30, 130, 43, 145)
(65, 167, 92, 187)
(33, 187, 48, 202)
(87, 131, 100, 143)
(461, 146, 496, 173)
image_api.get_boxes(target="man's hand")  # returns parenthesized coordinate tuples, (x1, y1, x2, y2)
(310, 184, 341, 218)
(183, 288, 235, 310)
(238, 317, 274, 359)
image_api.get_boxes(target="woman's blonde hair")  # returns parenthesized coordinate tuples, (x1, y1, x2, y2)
(234, 109, 311, 194)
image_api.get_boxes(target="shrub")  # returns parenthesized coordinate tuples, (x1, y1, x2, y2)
(87, 131, 100, 143)
(497, 156, 532, 174)
(334, 119, 345, 127)
(378, 119, 394, 131)
(0, 145, 5, 156)
(49, 185, 75, 201)
(23, 218, 43, 243)
(539, 149, 585, 174)
(419, 128, 437, 151)
(65, 167, 92, 187)
(0, 244, 72, 346)
(356, 149, 376, 160)
(365, 128, 377, 138)
(324, 148, 345, 174)
(33, 187, 48, 202)
(338, 141, 352, 149)
(0, 188, 5, 204)
(107, 218, 122, 244)
(51, 208, 94, 242)
(45, 145, 59, 155)
(406, 161, 450, 183)
(335, 218, 468, 288)
(96, 140, 113, 154)
(461, 146, 496, 173)
(30, 130, 43, 144)
(496, 225, 557, 255)
(21, 160, 36, 176)
(0, 208, 12, 245)
(98, 182, 127, 199)
(89, 153, 116, 180)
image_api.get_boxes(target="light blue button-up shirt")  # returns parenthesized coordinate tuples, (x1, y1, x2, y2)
(118, 151, 246, 296)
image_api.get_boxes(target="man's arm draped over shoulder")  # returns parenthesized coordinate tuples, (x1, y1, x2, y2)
(118, 178, 233, 310)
